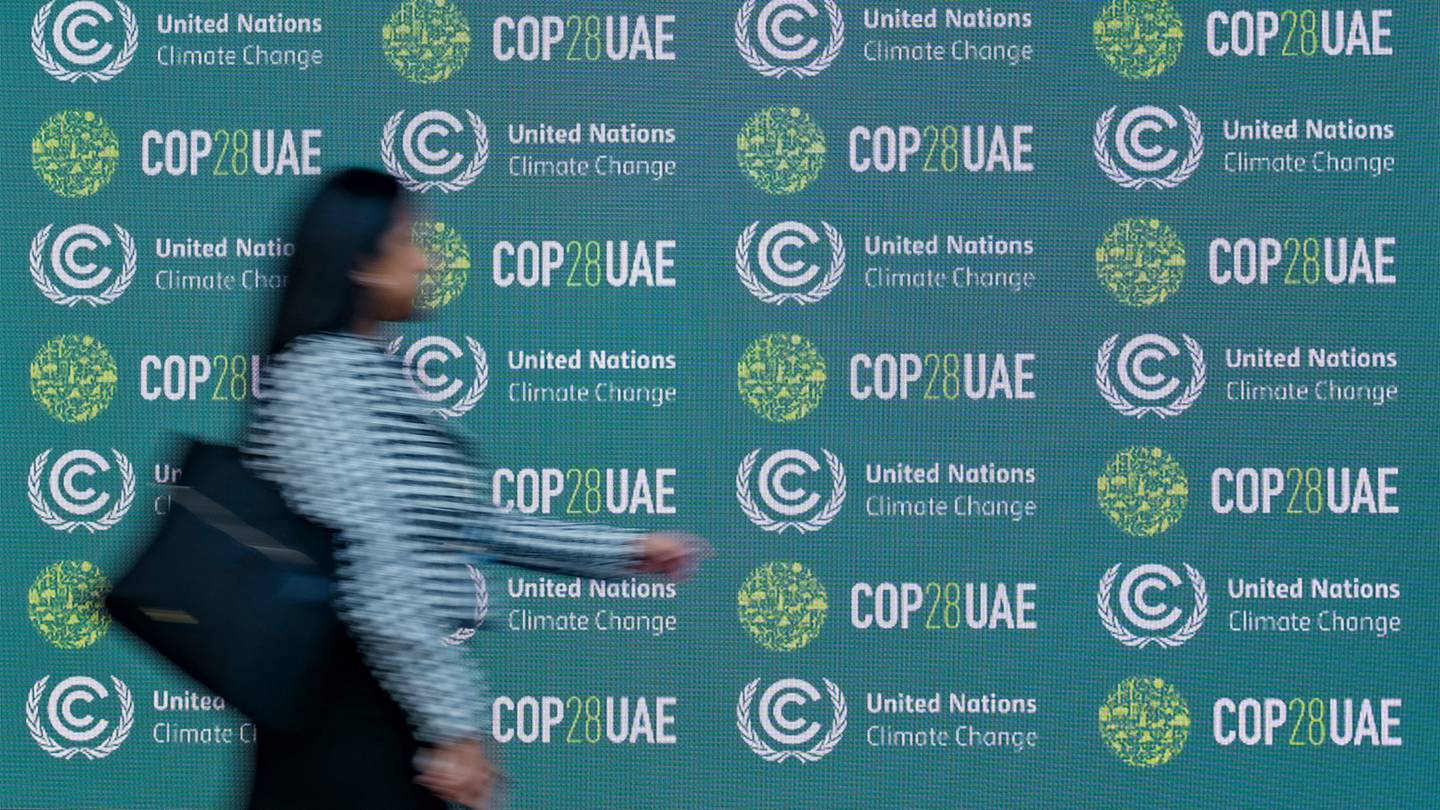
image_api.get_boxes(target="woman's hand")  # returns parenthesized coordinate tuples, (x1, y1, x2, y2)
(415, 737, 503, 809)
(636, 531, 710, 580)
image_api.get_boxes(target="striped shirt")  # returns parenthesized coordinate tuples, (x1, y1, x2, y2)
(240, 329, 644, 744)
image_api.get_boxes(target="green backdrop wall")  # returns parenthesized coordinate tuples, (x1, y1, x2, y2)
(4, 1, 1437, 807)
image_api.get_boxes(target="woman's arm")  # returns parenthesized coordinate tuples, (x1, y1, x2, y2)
(461, 494, 647, 579)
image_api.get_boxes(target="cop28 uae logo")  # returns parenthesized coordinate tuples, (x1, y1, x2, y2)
(736, 449, 845, 533)
(382, 0, 472, 83)
(737, 333, 827, 422)
(1095, 334, 1205, 418)
(737, 677, 846, 762)
(29, 448, 135, 532)
(1097, 446, 1188, 536)
(737, 107, 826, 194)
(413, 220, 471, 310)
(27, 675, 133, 759)
(30, 561, 111, 650)
(33, 110, 119, 198)
(1094, 105, 1202, 188)
(30, 224, 136, 307)
(1093, 0, 1184, 79)
(1098, 676, 1189, 767)
(31, 335, 119, 423)
(385, 335, 488, 419)
(1095, 218, 1184, 307)
(735, 221, 844, 305)
(735, 0, 843, 78)
(737, 562, 828, 651)
(1097, 563, 1207, 648)
(381, 109, 488, 193)
(32, 1, 138, 82)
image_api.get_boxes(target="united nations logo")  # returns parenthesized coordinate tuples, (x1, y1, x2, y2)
(27, 675, 133, 759)
(383, 0, 471, 83)
(29, 561, 111, 650)
(737, 561, 828, 651)
(31, 335, 118, 423)
(737, 333, 827, 422)
(381, 109, 488, 193)
(1094, 105, 1202, 189)
(1096, 218, 1184, 307)
(1095, 334, 1205, 418)
(736, 449, 845, 533)
(414, 220, 470, 310)
(735, 0, 844, 78)
(736, 677, 846, 762)
(737, 107, 826, 194)
(29, 448, 135, 533)
(1097, 563, 1206, 648)
(1094, 0, 1184, 79)
(735, 221, 844, 305)
(30, 223, 136, 307)
(33, 110, 119, 198)
(32, 1, 138, 82)
(1098, 676, 1190, 767)
(385, 334, 487, 419)
(441, 564, 489, 646)
(1097, 446, 1188, 536)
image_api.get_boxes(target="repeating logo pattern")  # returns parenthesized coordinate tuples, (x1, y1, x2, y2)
(382, 0, 472, 83)
(737, 562, 828, 651)
(27, 675, 133, 759)
(737, 107, 826, 194)
(1095, 333, 1205, 418)
(1098, 676, 1190, 766)
(1096, 446, 1188, 536)
(32, 110, 119, 198)
(1094, 105, 1203, 189)
(735, 221, 845, 305)
(1095, 218, 1184, 307)
(1093, 0, 1184, 79)
(1097, 563, 1207, 648)
(737, 333, 827, 422)
(386, 335, 488, 419)
(29, 561, 111, 650)
(31, 335, 119, 424)
(31, 1, 138, 82)
(735, 0, 843, 78)
(736, 677, 846, 762)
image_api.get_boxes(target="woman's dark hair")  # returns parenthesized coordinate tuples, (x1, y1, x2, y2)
(265, 167, 407, 355)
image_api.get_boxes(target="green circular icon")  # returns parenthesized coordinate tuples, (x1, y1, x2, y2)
(32, 110, 120, 198)
(737, 333, 827, 422)
(1099, 676, 1190, 766)
(737, 106, 826, 194)
(737, 562, 828, 652)
(414, 220, 471, 310)
(1094, 0, 1185, 79)
(31, 335, 119, 424)
(29, 561, 111, 650)
(383, 0, 472, 83)
(1096, 218, 1185, 307)
(1097, 446, 1188, 537)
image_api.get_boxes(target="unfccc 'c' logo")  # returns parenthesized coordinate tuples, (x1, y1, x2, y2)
(30, 224, 135, 307)
(29, 448, 134, 532)
(386, 335, 488, 419)
(32, 1, 138, 82)
(1094, 105, 1203, 189)
(27, 675, 133, 759)
(737, 677, 846, 762)
(381, 109, 488, 193)
(735, 0, 843, 77)
(1095, 334, 1205, 418)
(736, 449, 845, 532)
(735, 221, 844, 305)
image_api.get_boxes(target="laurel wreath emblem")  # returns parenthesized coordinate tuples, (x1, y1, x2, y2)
(441, 564, 490, 646)
(1093, 105, 1203, 189)
(32, 1, 138, 83)
(734, 0, 844, 78)
(736, 678, 846, 762)
(1097, 563, 1208, 649)
(735, 449, 845, 533)
(1095, 334, 1206, 418)
(28, 449, 135, 533)
(29, 224, 136, 307)
(381, 110, 489, 193)
(26, 676, 133, 759)
(735, 222, 845, 305)
(386, 336, 489, 419)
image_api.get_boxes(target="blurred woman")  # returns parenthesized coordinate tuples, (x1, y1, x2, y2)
(239, 168, 703, 809)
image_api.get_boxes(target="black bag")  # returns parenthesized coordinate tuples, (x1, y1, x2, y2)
(105, 439, 340, 732)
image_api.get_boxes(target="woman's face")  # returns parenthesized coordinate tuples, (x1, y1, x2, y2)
(354, 206, 428, 321)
